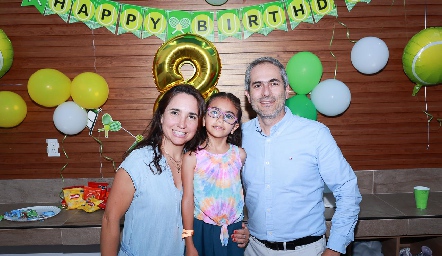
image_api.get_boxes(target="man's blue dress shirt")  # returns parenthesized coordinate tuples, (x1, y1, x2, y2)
(242, 107, 362, 254)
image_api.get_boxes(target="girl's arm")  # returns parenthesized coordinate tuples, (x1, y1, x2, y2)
(181, 152, 198, 256)
(101, 168, 135, 256)
(231, 147, 250, 248)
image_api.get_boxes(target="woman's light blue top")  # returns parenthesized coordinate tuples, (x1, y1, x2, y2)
(118, 146, 184, 256)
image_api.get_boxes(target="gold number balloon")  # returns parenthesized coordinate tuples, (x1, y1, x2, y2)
(153, 33, 221, 98)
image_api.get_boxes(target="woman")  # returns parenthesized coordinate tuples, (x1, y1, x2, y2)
(101, 84, 249, 256)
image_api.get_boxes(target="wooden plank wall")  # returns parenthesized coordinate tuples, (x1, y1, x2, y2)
(0, 0, 441, 179)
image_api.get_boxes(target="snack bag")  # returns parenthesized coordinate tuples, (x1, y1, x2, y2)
(78, 197, 102, 213)
(63, 187, 85, 210)
(88, 182, 109, 200)
(83, 186, 103, 201)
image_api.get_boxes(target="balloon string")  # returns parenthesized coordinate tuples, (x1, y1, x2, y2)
(92, 135, 117, 171)
(424, 0, 428, 149)
(424, 0, 427, 29)
(60, 134, 69, 182)
(121, 127, 136, 139)
(91, 29, 97, 73)
(336, 19, 356, 43)
(97, 132, 104, 179)
(424, 87, 429, 149)
(329, 22, 337, 79)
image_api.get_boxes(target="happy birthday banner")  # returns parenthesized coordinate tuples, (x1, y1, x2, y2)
(21, 0, 371, 42)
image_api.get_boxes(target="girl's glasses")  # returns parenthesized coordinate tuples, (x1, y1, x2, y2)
(206, 107, 238, 125)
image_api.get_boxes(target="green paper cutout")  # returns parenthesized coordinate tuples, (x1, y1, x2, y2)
(142, 7, 167, 40)
(191, 11, 215, 42)
(216, 9, 242, 41)
(21, 0, 48, 14)
(166, 10, 192, 40)
(286, 0, 314, 29)
(118, 3, 144, 38)
(95, 0, 120, 34)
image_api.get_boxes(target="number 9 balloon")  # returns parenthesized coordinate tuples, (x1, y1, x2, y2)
(152, 33, 221, 110)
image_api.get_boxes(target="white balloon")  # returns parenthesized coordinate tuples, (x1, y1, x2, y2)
(311, 79, 351, 117)
(206, 0, 228, 6)
(351, 37, 389, 74)
(53, 101, 87, 135)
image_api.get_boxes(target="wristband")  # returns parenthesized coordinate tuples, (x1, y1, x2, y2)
(182, 229, 194, 238)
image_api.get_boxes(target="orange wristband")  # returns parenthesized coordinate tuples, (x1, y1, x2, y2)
(182, 229, 194, 238)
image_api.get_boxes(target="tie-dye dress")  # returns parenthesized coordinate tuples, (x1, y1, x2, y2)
(193, 144, 244, 248)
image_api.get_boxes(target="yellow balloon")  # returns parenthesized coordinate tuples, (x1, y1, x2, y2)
(152, 33, 221, 95)
(0, 29, 13, 79)
(402, 27, 442, 86)
(71, 72, 109, 109)
(0, 91, 27, 128)
(27, 68, 71, 107)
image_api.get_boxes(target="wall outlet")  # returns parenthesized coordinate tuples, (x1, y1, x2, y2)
(46, 139, 60, 157)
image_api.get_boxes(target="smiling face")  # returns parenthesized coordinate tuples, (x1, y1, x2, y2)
(161, 92, 200, 148)
(245, 62, 289, 122)
(203, 97, 239, 139)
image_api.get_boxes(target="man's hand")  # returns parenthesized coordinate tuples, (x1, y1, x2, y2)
(322, 248, 341, 256)
(231, 222, 250, 248)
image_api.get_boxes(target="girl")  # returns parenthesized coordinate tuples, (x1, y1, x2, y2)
(182, 92, 247, 256)
(101, 84, 206, 256)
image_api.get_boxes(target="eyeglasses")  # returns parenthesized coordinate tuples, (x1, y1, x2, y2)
(206, 107, 238, 125)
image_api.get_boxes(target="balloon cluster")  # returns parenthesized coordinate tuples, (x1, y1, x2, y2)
(285, 52, 351, 119)
(1, 69, 109, 130)
(152, 33, 221, 110)
(26, 69, 108, 134)
(286, 37, 390, 119)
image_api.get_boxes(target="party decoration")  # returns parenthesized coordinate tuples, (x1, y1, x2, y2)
(285, 94, 317, 121)
(71, 72, 109, 109)
(86, 108, 102, 135)
(286, 52, 323, 95)
(53, 101, 88, 135)
(27, 68, 71, 107)
(128, 134, 144, 152)
(153, 33, 221, 97)
(0, 29, 13, 79)
(0, 91, 27, 128)
(311, 79, 351, 117)
(22, 0, 372, 42)
(206, 0, 228, 6)
(402, 27, 442, 90)
(98, 113, 122, 138)
(351, 37, 389, 74)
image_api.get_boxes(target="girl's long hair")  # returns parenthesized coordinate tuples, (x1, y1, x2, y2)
(123, 84, 206, 174)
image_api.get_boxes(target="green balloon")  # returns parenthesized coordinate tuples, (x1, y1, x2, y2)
(286, 52, 323, 95)
(286, 94, 317, 121)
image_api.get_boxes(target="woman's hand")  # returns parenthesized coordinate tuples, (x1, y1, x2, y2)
(231, 222, 250, 248)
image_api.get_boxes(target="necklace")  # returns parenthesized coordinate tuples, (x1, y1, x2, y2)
(161, 144, 182, 173)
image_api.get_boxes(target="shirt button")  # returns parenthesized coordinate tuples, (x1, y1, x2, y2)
(266, 208, 270, 212)
(266, 184, 270, 189)
(265, 161, 269, 165)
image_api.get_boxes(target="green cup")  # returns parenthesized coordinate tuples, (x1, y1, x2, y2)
(414, 186, 430, 209)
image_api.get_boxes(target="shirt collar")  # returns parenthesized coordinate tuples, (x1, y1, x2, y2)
(254, 106, 292, 136)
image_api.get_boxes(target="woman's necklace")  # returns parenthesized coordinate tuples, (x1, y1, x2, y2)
(161, 144, 182, 173)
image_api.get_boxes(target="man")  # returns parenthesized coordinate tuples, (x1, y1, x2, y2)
(241, 56, 361, 256)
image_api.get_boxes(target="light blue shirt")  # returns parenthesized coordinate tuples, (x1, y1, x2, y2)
(242, 107, 361, 254)
(119, 146, 184, 256)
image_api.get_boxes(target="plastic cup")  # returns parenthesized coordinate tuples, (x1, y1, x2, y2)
(414, 186, 430, 209)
